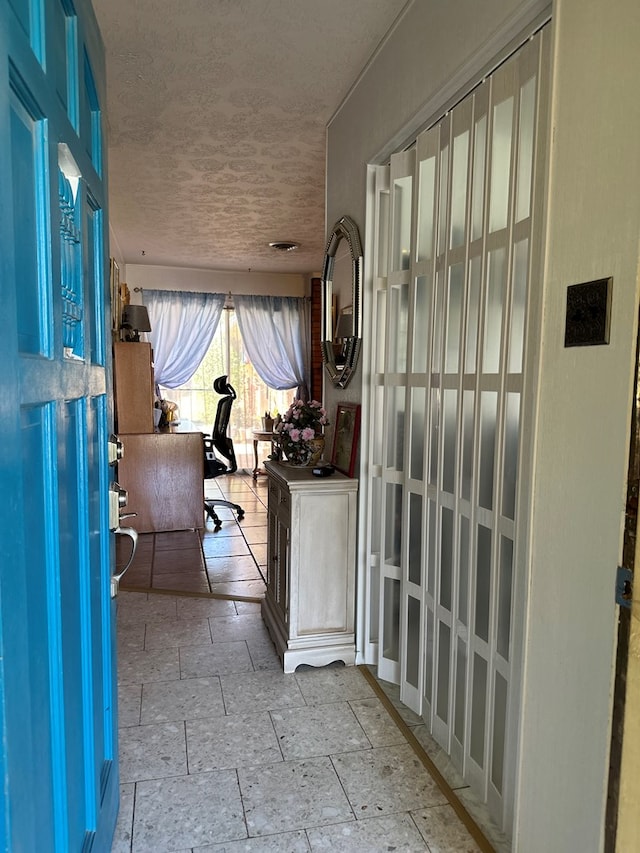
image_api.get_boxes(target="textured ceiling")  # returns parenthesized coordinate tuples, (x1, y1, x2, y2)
(92, 0, 407, 275)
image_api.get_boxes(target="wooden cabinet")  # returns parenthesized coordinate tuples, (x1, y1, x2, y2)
(117, 432, 204, 533)
(261, 460, 358, 673)
(113, 342, 154, 433)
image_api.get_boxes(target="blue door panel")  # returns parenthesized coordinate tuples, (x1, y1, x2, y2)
(1, 0, 118, 848)
(87, 396, 115, 807)
(10, 87, 45, 355)
(58, 399, 88, 849)
(85, 198, 105, 365)
(80, 52, 101, 175)
(7, 0, 28, 42)
(50, 0, 70, 116)
(2, 403, 58, 850)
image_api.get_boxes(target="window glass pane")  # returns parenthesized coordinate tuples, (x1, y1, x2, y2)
(440, 507, 453, 611)
(461, 390, 475, 502)
(436, 621, 451, 723)
(508, 239, 529, 374)
(489, 97, 514, 233)
(454, 638, 467, 744)
(479, 391, 497, 511)
(498, 537, 514, 660)
(370, 476, 382, 554)
(450, 130, 469, 248)
(417, 156, 436, 261)
(375, 289, 387, 374)
(372, 386, 384, 467)
(377, 189, 390, 276)
(383, 577, 401, 661)
(438, 143, 449, 255)
(429, 388, 440, 486)
(470, 653, 488, 767)
(482, 247, 505, 374)
(425, 606, 434, 704)
(445, 263, 464, 373)
(408, 493, 422, 585)
(475, 524, 492, 642)
(412, 275, 431, 373)
(502, 392, 520, 520)
(458, 514, 470, 626)
(492, 672, 508, 793)
(410, 388, 426, 481)
(442, 389, 457, 494)
(465, 257, 481, 373)
(369, 561, 380, 644)
(427, 500, 437, 595)
(471, 113, 486, 241)
(392, 176, 412, 271)
(384, 483, 403, 568)
(386, 386, 405, 472)
(516, 76, 536, 223)
(432, 270, 444, 372)
(406, 596, 421, 688)
(389, 283, 408, 372)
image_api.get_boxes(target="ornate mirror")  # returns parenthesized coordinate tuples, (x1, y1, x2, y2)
(320, 215, 363, 389)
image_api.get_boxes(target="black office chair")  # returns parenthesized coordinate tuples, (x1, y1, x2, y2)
(203, 376, 245, 529)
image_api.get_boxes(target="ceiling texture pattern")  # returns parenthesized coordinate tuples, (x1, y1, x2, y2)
(92, 0, 407, 274)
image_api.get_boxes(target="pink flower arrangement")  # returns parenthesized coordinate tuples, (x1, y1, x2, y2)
(276, 399, 329, 443)
(275, 399, 329, 465)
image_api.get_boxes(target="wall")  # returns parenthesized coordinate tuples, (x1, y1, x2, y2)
(516, 0, 640, 849)
(326, 0, 640, 850)
(122, 263, 308, 304)
(324, 0, 551, 448)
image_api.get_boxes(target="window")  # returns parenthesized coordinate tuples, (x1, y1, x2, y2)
(159, 309, 293, 469)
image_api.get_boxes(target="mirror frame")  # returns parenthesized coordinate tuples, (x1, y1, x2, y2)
(320, 215, 363, 389)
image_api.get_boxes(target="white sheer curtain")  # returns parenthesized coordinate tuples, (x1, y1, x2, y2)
(143, 289, 225, 388)
(234, 295, 311, 400)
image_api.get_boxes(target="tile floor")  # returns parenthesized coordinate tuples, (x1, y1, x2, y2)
(111, 471, 503, 852)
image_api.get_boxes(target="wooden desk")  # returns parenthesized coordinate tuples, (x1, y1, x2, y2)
(117, 432, 204, 532)
(252, 429, 276, 479)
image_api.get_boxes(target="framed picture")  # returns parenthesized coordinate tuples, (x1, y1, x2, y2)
(110, 258, 120, 334)
(331, 403, 361, 477)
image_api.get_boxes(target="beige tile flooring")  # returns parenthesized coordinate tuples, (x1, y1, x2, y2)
(111, 472, 504, 852)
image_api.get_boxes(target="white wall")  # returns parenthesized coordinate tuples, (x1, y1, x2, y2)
(326, 0, 640, 849)
(324, 0, 550, 433)
(516, 0, 640, 849)
(122, 263, 308, 304)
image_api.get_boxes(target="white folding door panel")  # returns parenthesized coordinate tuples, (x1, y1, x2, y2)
(366, 28, 549, 833)
(376, 148, 414, 685)
(360, 165, 390, 665)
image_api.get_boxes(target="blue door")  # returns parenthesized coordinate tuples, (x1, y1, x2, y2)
(0, 0, 119, 849)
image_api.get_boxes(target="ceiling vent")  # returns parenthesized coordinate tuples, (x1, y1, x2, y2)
(269, 241, 299, 252)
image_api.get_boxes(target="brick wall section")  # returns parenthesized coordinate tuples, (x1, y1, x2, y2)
(310, 277, 324, 402)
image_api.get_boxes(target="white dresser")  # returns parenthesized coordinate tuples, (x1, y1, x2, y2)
(261, 460, 358, 673)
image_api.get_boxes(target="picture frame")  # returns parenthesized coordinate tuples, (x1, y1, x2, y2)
(110, 257, 120, 334)
(331, 402, 361, 477)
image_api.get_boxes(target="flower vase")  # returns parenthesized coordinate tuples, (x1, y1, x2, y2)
(281, 435, 325, 467)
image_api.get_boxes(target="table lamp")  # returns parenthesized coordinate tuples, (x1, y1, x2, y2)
(121, 304, 152, 342)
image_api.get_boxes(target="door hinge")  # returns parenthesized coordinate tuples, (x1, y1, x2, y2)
(616, 566, 633, 609)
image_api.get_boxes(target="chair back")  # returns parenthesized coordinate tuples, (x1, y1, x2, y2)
(210, 375, 237, 473)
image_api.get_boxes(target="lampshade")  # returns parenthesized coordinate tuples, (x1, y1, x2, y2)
(334, 311, 353, 340)
(121, 304, 151, 333)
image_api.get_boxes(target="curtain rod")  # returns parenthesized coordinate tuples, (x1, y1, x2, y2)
(134, 286, 309, 302)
